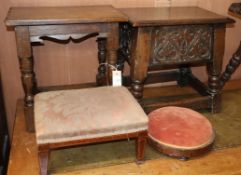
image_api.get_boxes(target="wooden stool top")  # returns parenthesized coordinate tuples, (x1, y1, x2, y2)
(5, 5, 128, 26)
(119, 7, 234, 27)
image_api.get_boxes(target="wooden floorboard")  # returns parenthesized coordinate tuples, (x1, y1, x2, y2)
(62, 148, 241, 175)
(7, 80, 241, 175)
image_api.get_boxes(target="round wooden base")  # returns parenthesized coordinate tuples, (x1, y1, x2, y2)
(148, 136, 214, 159)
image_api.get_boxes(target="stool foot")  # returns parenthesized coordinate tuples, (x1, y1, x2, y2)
(136, 131, 147, 163)
(136, 160, 145, 165)
(38, 149, 49, 175)
(179, 156, 189, 161)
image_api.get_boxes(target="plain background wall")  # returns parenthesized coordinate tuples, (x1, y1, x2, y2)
(0, 0, 240, 137)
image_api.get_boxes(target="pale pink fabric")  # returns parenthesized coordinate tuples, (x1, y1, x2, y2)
(34, 86, 148, 144)
(148, 107, 214, 148)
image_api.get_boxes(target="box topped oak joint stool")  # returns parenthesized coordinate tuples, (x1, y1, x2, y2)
(148, 106, 215, 160)
(34, 86, 148, 175)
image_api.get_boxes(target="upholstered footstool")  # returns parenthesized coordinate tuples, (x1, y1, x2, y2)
(34, 86, 148, 175)
(148, 107, 215, 159)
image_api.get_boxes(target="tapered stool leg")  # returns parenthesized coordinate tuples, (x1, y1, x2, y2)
(38, 149, 49, 175)
(136, 131, 147, 164)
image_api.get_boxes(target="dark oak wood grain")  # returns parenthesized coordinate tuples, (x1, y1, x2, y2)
(15, 26, 36, 132)
(119, 7, 234, 27)
(119, 7, 234, 113)
(130, 27, 152, 99)
(207, 24, 226, 113)
(5, 6, 128, 26)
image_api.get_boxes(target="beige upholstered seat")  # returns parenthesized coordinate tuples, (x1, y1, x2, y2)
(34, 86, 148, 145)
(34, 86, 148, 175)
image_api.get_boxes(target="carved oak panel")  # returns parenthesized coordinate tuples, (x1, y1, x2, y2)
(150, 25, 213, 65)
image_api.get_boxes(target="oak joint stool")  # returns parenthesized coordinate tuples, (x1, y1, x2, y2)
(118, 7, 235, 113)
(5, 5, 128, 132)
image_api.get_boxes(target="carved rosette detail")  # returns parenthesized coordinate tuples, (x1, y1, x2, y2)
(150, 25, 212, 65)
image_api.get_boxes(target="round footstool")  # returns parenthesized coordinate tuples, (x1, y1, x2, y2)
(148, 106, 215, 159)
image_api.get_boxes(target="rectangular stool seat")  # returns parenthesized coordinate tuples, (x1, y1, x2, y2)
(35, 86, 148, 175)
(34, 86, 148, 145)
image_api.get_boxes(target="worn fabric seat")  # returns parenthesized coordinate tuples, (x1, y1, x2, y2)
(34, 86, 148, 175)
(35, 86, 148, 144)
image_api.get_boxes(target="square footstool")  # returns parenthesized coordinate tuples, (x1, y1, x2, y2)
(34, 86, 148, 175)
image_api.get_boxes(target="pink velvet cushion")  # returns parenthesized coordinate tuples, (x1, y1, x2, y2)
(148, 107, 214, 149)
(34, 86, 148, 145)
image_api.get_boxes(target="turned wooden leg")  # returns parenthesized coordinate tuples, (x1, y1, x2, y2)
(38, 149, 49, 175)
(220, 42, 241, 89)
(136, 131, 147, 164)
(21, 55, 36, 132)
(96, 37, 107, 86)
(207, 24, 226, 113)
(207, 67, 222, 113)
(15, 26, 36, 132)
(106, 23, 119, 85)
(130, 28, 151, 100)
(131, 80, 145, 100)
